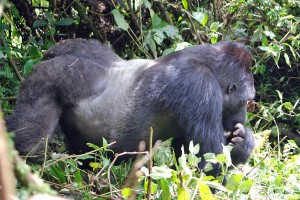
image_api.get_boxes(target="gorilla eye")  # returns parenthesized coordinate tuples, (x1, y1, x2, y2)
(227, 84, 236, 94)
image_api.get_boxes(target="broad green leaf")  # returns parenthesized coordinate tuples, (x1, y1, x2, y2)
(203, 163, 213, 172)
(178, 187, 190, 200)
(150, 9, 161, 28)
(112, 9, 129, 31)
(153, 30, 164, 45)
(210, 22, 221, 32)
(284, 102, 293, 111)
(263, 31, 275, 38)
(150, 166, 172, 180)
(159, 24, 180, 39)
(205, 181, 227, 191)
(54, 18, 74, 26)
(193, 12, 208, 25)
(274, 176, 282, 186)
(258, 46, 270, 52)
(225, 174, 243, 191)
(144, 0, 152, 9)
(101, 156, 111, 167)
(89, 162, 102, 170)
(33, 19, 48, 28)
(203, 153, 215, 161)
(210, 33, 218, 44)
(199, 181, 213, 200)
(28, 46, 40, 59)
(45, 11, 53, 23)
(239, 179, 253, 193)
(160, 178, 171, 200)
(182, 0, 188, 10)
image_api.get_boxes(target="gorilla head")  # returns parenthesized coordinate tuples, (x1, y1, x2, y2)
(5, 39, 255, 175)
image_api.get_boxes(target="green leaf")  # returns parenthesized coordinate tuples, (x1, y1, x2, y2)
(263, 31, 275, 39)
(101, 156, 111, 167)
(210, 33, 218, 44)
(160, 178, 171, 200)
(23, 59, 34, 76)
(54, 18, 74, 26)
(178, 187, 190, 200)
(87, 143, 100, 150)
(89, 162, 102, 170)
(225, 174, 243, 191)
(102, 137, 108, 149)
(205, 181, 227, 191)
(112, 9, 129, 31)
(284, 102, 294, 111)
(122, 187, 132, 199)
(11, 3, 20, 18)
(181, 0, 188, 10)
(150, 166, 172, 180)
(153, 30, 164, 45)
(203, 153, 216, 161)
(158, 24, 180, 39)
(239, 179, 253, 193)
(193, 12, 208, 25)
(75, 170, 82, 187)
(284, 53, 291, 67)
(276, 90, 283, 102)
(150, 9, 162, 29)
(210, 22, 221, 32)
(199, 181, 213, 200)
(144, 0, 152, 9)
(49, 166, 67, 184)
(28, 46, 40, 59)
(203, 163, 213, 172)
(33, 19, 48, 28)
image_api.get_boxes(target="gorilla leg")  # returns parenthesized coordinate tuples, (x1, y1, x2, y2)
(5, 89, 61, 155)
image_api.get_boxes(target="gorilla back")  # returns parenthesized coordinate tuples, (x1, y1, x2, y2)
(5, 39, 255, 171)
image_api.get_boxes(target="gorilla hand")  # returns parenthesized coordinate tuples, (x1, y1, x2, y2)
(228, 123, 255, 165)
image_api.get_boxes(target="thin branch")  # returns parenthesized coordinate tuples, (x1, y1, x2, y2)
(147, 127, 153, 200)
(246, 136, 287, 176)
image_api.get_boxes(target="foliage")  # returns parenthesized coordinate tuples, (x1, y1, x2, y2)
(0, 0, 299, 199)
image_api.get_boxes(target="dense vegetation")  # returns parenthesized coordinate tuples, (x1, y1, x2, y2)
(0, 0, 299, 199)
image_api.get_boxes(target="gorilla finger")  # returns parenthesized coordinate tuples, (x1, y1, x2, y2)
(233, 123, 246, 137)
(231, 136, 244, 144)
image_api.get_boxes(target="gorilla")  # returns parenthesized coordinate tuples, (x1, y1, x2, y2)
(5, 39, 255, 174)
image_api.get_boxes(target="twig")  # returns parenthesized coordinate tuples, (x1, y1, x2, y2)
(42, 141, 116, 170)
(41, 135, 50, 176)
(155, 1, 172, 24)
(107, 151, 149, 197)
(1, 40, 24, 82)
(181, 9, 203, 44)
(147, 127, 153, 200)
(212, 0, 217, 21)
(73, 0, 103, 41)
(246, 136, 287, 176)
(0, 107, 15, 200)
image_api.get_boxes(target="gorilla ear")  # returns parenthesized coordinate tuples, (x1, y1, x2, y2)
(227, 83, 236, 94)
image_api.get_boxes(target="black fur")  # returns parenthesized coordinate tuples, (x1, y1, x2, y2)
(5, 39, 255, 174)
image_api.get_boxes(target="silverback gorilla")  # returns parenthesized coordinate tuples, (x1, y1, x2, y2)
(5, 39, 255, 174)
